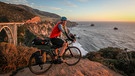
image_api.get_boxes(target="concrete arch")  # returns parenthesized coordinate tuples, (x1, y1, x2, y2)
(0, 26, 14, 44)
(0, 22, 24, 45)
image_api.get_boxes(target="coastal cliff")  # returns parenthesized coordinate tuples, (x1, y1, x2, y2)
(0, 42, 122, 76)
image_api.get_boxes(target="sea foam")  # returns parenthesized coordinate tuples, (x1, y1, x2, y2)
(73, 41, 88, 56)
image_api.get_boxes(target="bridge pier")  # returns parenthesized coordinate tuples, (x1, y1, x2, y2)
(13, 24, 17, 45)
(0, 23, 24, 45)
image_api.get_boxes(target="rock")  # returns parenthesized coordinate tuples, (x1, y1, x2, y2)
(4, 59, 123, 76)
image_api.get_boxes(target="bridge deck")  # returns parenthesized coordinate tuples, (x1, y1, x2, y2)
(0, 22, 24, 25)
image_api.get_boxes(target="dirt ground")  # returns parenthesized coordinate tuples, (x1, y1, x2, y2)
(0, 59, 122, 76)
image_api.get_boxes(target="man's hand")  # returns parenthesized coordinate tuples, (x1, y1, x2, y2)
(72, 39, 76, 43)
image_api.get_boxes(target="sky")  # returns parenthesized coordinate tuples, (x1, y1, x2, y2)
(0, 0, 135, 22)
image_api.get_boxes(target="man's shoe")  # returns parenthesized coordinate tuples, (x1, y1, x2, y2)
(53, 59, 58, 64)
(53, 57, 65, 64)
(57, 57, 64, 64)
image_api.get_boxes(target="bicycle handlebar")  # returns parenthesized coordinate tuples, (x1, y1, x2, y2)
(65, 37, 76, 45)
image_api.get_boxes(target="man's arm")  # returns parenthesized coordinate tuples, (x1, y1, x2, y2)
(58, 24, 66, 35)
(58, 24, 74, 41)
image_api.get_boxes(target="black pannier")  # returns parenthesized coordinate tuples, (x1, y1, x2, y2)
(32, 37, 49, 45)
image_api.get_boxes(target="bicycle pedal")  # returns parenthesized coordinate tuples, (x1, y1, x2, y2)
(53, 60, 58, 64)
(52, 59, 62, 64)
(57, 58, 64, 64)
(53, 53, 57, 56)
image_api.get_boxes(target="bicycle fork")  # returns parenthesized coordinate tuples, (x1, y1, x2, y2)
(68, 48, 74, 57)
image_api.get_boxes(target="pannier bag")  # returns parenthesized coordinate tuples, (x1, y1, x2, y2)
(32, 37, 49, 45)
(33, 51, 43, 64)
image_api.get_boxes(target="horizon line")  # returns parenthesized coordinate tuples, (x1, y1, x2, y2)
(70, 20, 135, 22)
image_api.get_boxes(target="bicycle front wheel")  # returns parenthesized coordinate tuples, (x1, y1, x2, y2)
(28, 51, 53, 75)
(63, 46, 82, 66)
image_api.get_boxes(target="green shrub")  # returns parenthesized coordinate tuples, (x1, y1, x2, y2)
(86, 51, 103, 62)
(86, 47, 135, 76)
(129, 51, 135, 59)
(116, 60, 135, 76)
(99, 47, 123, 59)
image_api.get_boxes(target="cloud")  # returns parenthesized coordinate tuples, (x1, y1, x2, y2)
(49, 7, 62, 10)
(0, 0, 35, 7)
(37, 6, 73, 14)
(40, 6, 62, 10)
(39, 5, 72, 12)
(63, 9, 73, 12)
(63, 0, 77, 7)
(35, 5, 62, 11)
(2, 0, 29, 5)
(76, 0, 90, 2)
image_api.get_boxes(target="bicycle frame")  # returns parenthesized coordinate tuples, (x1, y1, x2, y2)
(39, 38, 74, 58)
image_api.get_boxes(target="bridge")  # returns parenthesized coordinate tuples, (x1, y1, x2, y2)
(0, 22, 24, 45)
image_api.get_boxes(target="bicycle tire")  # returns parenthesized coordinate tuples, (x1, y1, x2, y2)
(28, 51, 53, 75)
(63, 46, 82, 66)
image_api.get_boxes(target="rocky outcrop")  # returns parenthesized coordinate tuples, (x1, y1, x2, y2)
(25, 21, 54, 38)
(1, 59, 122, 76)
(36, 59, 122, 76)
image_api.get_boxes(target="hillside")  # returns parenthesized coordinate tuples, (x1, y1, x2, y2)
(0, 2, 60, 22)
(15, 4, 78, 25)
(1, 59, 122, 76)
(0, 1, 77, 25)
(0, 1, 35, 22)
(15, 5, 61, 22)
(0, 1, 61, 22)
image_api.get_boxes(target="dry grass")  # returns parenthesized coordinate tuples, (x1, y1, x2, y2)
(0, 42, 38, 74)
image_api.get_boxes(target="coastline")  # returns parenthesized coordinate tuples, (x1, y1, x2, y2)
(72, 41, 88, 56)
(70, 21, 135, 52)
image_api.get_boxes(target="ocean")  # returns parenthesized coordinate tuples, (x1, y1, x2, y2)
(70, 21, 135, 55)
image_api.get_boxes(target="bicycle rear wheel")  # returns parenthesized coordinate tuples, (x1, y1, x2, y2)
(28, 51, 53, 75)
(63, 46, 82, 66)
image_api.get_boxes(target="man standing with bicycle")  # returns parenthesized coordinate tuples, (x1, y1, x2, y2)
(50, 16, 75, 63)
